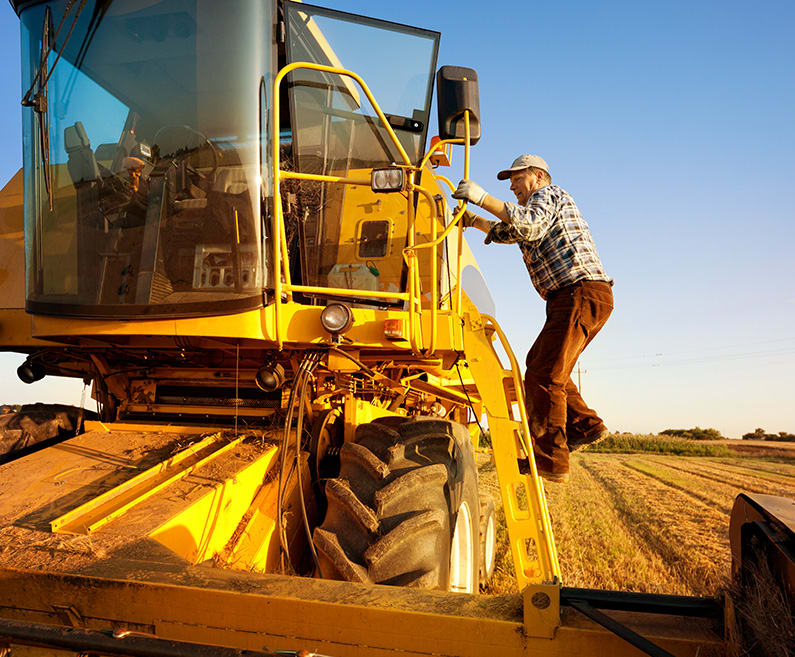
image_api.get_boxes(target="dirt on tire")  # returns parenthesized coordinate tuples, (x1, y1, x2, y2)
(0, 403, 94, 460)
(313, 416, 479, 589)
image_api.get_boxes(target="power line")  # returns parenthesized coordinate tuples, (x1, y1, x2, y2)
(585, 347, 795, 372)
(585, 337, 795, 367)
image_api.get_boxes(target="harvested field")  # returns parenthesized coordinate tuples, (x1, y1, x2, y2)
(478, 447, 795, 597)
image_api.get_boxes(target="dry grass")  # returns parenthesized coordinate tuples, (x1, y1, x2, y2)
(729, 554, 795, 657)
(542, 455, 687, 593)
(588, 433, 731, 456)
(477, 447, 795, 597)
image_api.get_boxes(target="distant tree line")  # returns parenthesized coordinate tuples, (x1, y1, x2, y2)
(741, 428, 795, 442)
(660, 427, 724, 441)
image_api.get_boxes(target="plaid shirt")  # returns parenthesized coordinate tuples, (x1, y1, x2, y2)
(487, 184, 610, 299)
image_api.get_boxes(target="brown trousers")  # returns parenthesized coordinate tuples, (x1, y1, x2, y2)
(524, 280, 613, 473)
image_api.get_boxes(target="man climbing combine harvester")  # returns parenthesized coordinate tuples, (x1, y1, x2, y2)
(454, 154, 613, 483)
(0, 1, 789, 654)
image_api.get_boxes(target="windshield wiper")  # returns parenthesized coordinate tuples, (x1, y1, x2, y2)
(21, 0, 90, 211)
(74, 0, 113, 71)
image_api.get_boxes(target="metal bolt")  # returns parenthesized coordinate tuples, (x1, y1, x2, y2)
(531, 592, 550, 609)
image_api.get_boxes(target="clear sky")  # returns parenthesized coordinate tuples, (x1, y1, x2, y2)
(1, 0, 794, 438)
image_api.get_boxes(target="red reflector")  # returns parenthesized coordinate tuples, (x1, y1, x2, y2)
(429, 136, 451, 167)
(384, 319, 405, 340)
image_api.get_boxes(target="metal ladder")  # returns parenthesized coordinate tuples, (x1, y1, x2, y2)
(461, 305, 560, 588)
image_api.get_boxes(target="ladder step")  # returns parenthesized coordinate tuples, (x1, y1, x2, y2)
(502, 370, 520, 402)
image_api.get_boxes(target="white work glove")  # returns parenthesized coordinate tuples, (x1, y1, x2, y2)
(453, 179, 488, 207)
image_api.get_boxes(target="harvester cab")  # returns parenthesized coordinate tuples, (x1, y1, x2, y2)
(0, 1, 791, 657)
(15, 0, 454, 316)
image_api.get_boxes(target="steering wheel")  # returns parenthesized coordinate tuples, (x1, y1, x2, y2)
(152, 124, 220, 183)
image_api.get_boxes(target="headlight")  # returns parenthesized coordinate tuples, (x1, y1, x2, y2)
(17, 360, 45, 384)
(371, 167, 406, 193)
(430, 401, 447, 417)
(320, 302, 354, 335)
(255, 363, 285, 392)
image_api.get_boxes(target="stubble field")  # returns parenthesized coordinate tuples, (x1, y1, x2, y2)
(477, 443, 795, 597)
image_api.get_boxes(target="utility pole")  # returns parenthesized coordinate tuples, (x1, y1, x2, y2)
(577, 362, 587, 392)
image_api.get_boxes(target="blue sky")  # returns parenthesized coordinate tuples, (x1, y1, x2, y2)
(1, 0, 794, 437)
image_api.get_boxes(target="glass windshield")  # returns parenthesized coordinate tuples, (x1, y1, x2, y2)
(20, 0, 274, 317)
(283, 2, 439, 303)
(285, 2, 438, 168)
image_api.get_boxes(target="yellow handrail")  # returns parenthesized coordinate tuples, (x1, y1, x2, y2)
(434, 174, 455, 192)
(271, 62, 413, 349)
(403, 113, 473, 351)
(288, 284, 408, 302)
(404, 204, 466, 254)
(419, 137, 465, 170)
(430, 171, 469, 312)
(405, 182, 422, 354)
(427, 181, 438, 355)
(457, 111, 470, 316)
(417, 120, 471, 318)
(270, 62, 473, 355)
(281, 171, 370, 186)
(403, 181, 441, 354)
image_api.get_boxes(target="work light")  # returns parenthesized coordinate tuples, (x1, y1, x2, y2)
(17, 360, 45, 384)
(320, 302, 354, 336)
(255, 363, 285, 392)
(371, 167, 406, 193)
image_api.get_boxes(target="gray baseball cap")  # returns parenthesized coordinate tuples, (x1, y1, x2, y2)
(497, 154, 550, 180)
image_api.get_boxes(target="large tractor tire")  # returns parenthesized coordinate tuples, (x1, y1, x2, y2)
(0, 404, 91, 461)
(479, 496, 497, 586)
(313, 416, 480, 592)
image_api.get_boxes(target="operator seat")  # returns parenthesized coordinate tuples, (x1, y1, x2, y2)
(212, 167, 248, 195)
(64, 122, 105, 302)
(64, 122, 100, 185)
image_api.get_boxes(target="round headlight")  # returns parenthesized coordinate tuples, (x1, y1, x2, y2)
(255, 363, 285, 392)
(320, 303, 353, 335)
(17, 360, 45, 384)
(430, 401, 447, 417)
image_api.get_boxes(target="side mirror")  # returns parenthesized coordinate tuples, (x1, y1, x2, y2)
(436, 66, 481, 145)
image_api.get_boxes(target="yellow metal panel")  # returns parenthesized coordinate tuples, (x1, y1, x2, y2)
(343, 397, 402, 442)
(2, 646, 80, 657)
(51, 433, 246, 535)
(523, 583, 560, 639)
(223, 451, 315, 573)
(263, 303, 460, 352)
(0, 309, 57, 348)
(327, 349, 362, 373)
(0, 170, 25, 311)
(0, 172, 57, 349)
(84, 421, 232, 434)
(27, 302, 463, 354)
(149, 445, 278, 564)
(0, 430, 190, 528)
(30, 308, 267, 341)
(223, 466, 281, 572)
(123, 403, 276, 418)
(0, 569, 723, 657)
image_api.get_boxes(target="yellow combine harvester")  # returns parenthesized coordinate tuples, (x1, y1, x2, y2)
(0, 1, 791, 656)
